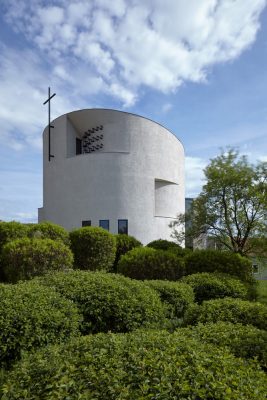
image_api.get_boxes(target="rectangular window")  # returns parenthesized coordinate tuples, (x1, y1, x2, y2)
(99, 220, 109, 231)
(252, 264, 259, 274)
(76, 138, 82, 155)
(82, 220, 91, 227)
(118, 219, 128, 235)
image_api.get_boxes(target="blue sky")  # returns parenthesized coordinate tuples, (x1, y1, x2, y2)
(0, 0, 266, 222)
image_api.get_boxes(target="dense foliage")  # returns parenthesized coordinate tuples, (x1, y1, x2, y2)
(181, 272, 249, 303)
(3, 331, 266, 399)
(0, 281, 81, 368)
(0, 221, 29, 280)
(183, 297, 267, 330)
(190, 149, 267, 255)
(184, 249, 253, 281)
(70, 227, 116, 271)
(37, 271, 166, 334)
(28, 221, 70, 245)
(145, 280, 194, 319)
(1, 238, 73, 283)
(117, 247, 184, 280)
(113, 234, 142, 271)
(146, 239, 181, 251)
(0, 221, 29, 252)
(178, 321, 267, 370)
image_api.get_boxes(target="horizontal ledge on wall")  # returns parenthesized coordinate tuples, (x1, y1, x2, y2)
(154, 215, 177, 219)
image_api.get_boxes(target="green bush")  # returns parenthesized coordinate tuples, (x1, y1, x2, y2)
(146, 239, 181, 251)
(0, 222, 29, 281)
(181, 272, 249, 303)
(0, 281, 81, 368)
(178, 321, 267, 370)
(70, 227, 116, 271)
(3, 331, 267, 399)
(37, 271, 166, 334)
(117, 247, 184, 280)
(184, 249, 253, 281)
(113, 234, 142, 272)
(1, 238, 73, 283)
(0, 221, 29, 251)
(28, 221, 70, 245)
(145, 280, 194, 318)
(183, 297, 267, 330)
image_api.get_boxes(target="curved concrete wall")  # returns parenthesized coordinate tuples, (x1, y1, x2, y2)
(38, 109, 184, 245)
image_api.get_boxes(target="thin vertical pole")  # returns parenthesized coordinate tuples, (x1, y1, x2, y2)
(43, 87, 56, 162)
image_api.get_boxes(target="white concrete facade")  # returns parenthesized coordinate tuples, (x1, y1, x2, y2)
(38, 109, 184, 244)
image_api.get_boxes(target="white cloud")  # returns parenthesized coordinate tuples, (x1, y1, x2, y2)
(0, 0, 266, 149)
(162, 103, 173, 113)
(2, 0, 266, 99)
(185, 156, 207, 197)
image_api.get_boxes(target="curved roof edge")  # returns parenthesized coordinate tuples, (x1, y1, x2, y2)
(45, 108, 184, 149)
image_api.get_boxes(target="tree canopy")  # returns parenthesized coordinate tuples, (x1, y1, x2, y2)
(171, 149, 267, 255)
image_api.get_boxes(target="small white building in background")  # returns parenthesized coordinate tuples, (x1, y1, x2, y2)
(38, 109, 185, 244)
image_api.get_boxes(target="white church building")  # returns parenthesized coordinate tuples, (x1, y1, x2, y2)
(38, 109, 184, 244)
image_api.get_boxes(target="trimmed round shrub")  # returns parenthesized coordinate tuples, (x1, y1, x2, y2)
(183, 297, 267, 330)
(70, 227, 116, 271)
(117, 247, 184, 280)
(145, 280, 194, 318)
(113, 234, 142, 272)
(0, 221, 29, 251)
(184, 249, 253, 282)
(37, 270, 166, 334)
(181, 272, 249, 303)
(0, 221, 29, 281)
(0, 281, 81, 368)
(168, 246, 192, 257)
(3, 331, 267, 399)
(27, 221, 70, 245)
(146, 239, 181, 251)
(178, 322, 267, 370)
(1, 238, 73, 283)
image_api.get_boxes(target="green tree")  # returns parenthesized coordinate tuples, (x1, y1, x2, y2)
(191, 149, 267, 255)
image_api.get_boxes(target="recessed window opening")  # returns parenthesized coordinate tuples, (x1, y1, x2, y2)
(118, 219, 128, 235)
(99, 220, 109, 231)
(76, 138, 82, 155)
(82, 220, 91, 227)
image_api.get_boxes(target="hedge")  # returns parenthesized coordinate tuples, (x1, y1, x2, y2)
(144, 280, 194, 319)
(117, 247, 184, 280)
(27, 221, 70, 245)
(70, 227, 116, 271)
(113, 234, 142, 272)
(183, 297, 267, 330)
(1, 238, 73, 283)
(0, 221, 29, 252)
(0, 222, 29, 281)
(146, 239, 182, 251)
(0, 281, 81, 368)
(37, 271, 166, 334)
(181, 272, 249, 303)
(2, 331, 266, 399)
(178, 321, 267, 370)
(184, 249, 253, 282)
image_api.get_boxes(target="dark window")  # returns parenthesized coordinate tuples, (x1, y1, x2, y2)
(99, 220, 109, 231)
(118, 219, 128, 235)
(82, 220, 91, 227)
(253, 264, 259, 274)
(76, 138, 82, 155)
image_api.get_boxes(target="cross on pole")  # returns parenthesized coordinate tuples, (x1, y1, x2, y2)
(43, 87, 56, 162)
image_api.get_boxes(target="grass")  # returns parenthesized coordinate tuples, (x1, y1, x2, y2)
(257, 280, 267, 305)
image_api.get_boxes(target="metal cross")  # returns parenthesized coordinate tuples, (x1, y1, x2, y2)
(43, 87, 56, 162)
